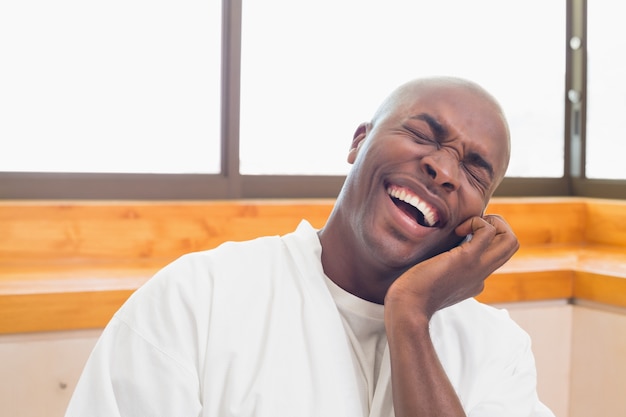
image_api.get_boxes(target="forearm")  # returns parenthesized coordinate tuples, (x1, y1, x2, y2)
(386, 311, 466, 417)
(382, 215, 520, 416)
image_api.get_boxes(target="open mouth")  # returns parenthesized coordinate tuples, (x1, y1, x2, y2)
(387, 185, 439, 227)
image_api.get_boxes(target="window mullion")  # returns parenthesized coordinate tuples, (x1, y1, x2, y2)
(566, 0, 587, 187)
(221, 0, 243, 197)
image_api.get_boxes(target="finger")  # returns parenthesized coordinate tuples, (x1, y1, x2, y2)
(483, 214, 513, 236)
(478, 215, 520, 263)
(454, 215, 519, 268)
(454, 216, 496, 246)
(483, 215, 519, 248)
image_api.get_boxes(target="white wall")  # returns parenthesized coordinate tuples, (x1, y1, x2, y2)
(503, 301, 573, 417)
(569, 303, 626, 417)
(0, 329, 101, 417)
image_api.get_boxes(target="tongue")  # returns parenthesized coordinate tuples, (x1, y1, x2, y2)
(393, 198, 427, 226)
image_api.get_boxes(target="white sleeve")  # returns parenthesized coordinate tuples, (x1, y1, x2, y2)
(467, 332, 555, 417)
(65, 255, 207, 417)
(64, 317, 202, 417)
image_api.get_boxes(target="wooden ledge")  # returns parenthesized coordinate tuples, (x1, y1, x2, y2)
(0, 262, 153, 334)
(2, 245, 625, 334)
(478, 245, 626, 306)
(1, 197, 625, 334)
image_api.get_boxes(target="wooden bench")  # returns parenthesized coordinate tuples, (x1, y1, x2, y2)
(1, 197, 625, 334)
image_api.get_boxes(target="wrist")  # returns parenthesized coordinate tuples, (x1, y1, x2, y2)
(384, 296, 431, 339)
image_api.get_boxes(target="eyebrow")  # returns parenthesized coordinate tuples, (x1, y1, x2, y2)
(409, 113, 495, 182)
(410, 113, 448, 141)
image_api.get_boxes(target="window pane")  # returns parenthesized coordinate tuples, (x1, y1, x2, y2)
(240, 0, 564, 177)
(0, 0, 221, 174)
(586, 1, 626, 179)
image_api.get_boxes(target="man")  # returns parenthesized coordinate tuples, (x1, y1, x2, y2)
(65, 77, 554, 416)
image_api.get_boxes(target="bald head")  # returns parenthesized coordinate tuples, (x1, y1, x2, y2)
(369, 76, 511, 185)
(373, 77, 505, 122)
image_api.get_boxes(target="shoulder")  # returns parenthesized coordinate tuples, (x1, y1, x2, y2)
(178, 219, 319, 270)
(121, 219, 322, 311)
(129, 233, 286, 305)
(176, 219, 320, 278)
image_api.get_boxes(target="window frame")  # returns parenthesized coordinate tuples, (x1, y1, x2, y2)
(2, 0, 624, 200)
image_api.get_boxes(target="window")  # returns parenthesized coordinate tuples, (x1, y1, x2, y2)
(1, 0, 625, 199)
(0, 0, 222, 174)
(240, 0, 565, 178)
(586, 0, 626, 179)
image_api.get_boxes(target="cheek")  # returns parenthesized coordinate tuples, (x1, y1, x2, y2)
(458, 190, 489, 220)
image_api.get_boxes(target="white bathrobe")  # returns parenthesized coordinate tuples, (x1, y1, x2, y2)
(65, 220, 554, 417)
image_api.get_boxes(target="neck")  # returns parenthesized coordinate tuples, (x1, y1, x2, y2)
(317, 218, 399, 305)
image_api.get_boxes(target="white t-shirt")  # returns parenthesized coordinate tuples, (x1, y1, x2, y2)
(325, 275, 387, 412)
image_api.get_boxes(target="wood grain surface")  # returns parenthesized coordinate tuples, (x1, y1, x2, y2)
(1, 197, 624, 333)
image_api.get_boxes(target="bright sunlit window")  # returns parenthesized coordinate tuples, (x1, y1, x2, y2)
(0, 0, 221, 174)
(240, 0, 565, 177)
(586, 1, 626, 179)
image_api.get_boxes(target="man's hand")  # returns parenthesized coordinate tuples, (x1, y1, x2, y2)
(385, 214, 519, 321)
(384, 215, 519, 417)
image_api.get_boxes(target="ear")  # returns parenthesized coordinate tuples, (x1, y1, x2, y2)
(347, 122, 370, 164)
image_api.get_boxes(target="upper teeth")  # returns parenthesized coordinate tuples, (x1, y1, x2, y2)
(388, 186, 438, 227)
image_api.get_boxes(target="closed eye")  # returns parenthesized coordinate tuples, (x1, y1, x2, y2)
(402, 124, 439, 147)
(466, 152, 494, 180)
(463, 152, 494, 187)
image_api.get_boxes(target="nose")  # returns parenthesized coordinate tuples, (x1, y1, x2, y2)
(421, 150, 460, 192)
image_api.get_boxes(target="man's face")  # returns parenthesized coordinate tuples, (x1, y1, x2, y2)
(342, 83, 510, 269)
